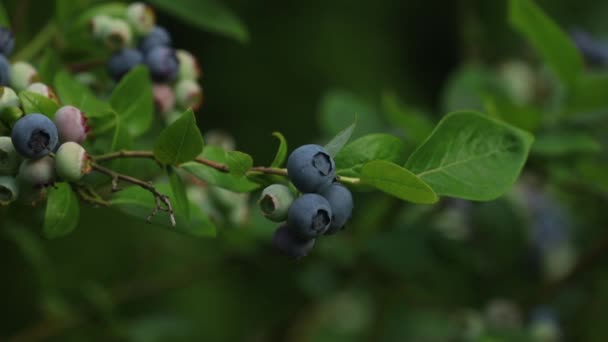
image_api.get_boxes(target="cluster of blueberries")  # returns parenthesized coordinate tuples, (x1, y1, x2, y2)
(91, 2, 202, 117)
(259, 144, 354, 258)
(0, 93, 91, 205)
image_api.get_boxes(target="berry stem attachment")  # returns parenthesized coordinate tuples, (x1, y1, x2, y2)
(90, 162, 176, 226)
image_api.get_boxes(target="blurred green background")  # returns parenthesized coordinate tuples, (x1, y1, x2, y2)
(3, 0, 608, 340)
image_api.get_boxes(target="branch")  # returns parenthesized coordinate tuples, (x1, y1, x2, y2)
(67, 59, 106, 73)
(93, 150, 229, 173)
(90, 163, 176, 227)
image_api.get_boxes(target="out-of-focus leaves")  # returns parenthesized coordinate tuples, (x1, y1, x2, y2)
(381, 91, 434, 144)
(441, 65, 505, 114)
(44, 183, 80, 239)
(0, 2, 9, 27)
(335, 133, 405, 177)
(324, 121, 356, 157)
(360, 160, 438, 204)
(269, 132, 288, 167)
(153, 109, 204, 165)
(509, 0, 583, 86)
(148, 0, 249, 43)
(168, 167, 190, 219)
(110, 66, 154, 137)
(406, 111, 533, 200)
(319, 89, 384, 139)
(565, 72, 608, 114)
(484, 95, 543, 132)
(532, 132, 601, 157)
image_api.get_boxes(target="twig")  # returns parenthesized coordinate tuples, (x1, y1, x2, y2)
(247, 166, 288, 177)
(74, 185, 111, 207)
(67, 59, 106, 73)
(91, 163, 176, 227)
(93, 150, 230, 173)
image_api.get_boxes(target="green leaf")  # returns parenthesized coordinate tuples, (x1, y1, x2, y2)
(181, 146, 260, 193)
(483, 95, 543, 132)
(110, 66, 154, 137)
(226, 151, 253, 177)
(319, 89, 384, 139)
(441, 65, 505, 114)
(54, 70, 94, 106)
(44, 183, 80, 239)
(381, 91, 434, 144)
(168, 167, 190, 219)
(509, 0, 583, 86)
(0, 2, 10, 27)
(406, 111, 534, 201)
(153, 109, 204, 165)
(270, 132, 288, 168)
(532, 132, 601, 157)
(360, 160, 438, 204)
(111, 184, 216, 237)
(335, 134, 406, 177)
(565, 72, 608, 114)
(19, 91, 60, 117)
(148, 0, 249, 43)
(324, 121, 356, 157)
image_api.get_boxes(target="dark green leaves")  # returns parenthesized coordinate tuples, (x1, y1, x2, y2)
(325, 121, 356, 157)
(19, 91, 60, 117)
(532, 132, 601, 157)
(360, 161, 438, 204)
(509, 0, 583, 86)
(153, 109, 204, 166)
(335, 134, 405, 177)
(44, 183, 80, 239)
(406, 112, 533, 201)
(148, 0, 249, 43)
(270, 132, 288, 167)
(168, 167, 190, 219)
(110, 66, 154, 137)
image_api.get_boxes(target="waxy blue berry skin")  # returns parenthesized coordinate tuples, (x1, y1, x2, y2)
(0, 27, 15, 56)
(107, 48, 143, 82)
(273, 225, 315, 259)
(139, 26, 171, 54)
(287, 144, 336, 193)
(571, 29, 608, 66)
(145, 46, 179, 82)
(320, 183, 353, 234)
(287, 193, 332, 239)
(0, 55, 10, 86)
(11, 113, 59, 159)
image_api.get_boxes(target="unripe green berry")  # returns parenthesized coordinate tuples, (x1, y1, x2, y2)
(0, 176, 19, 206)
(90, 15, 114, 39)
(26, 82, 59, 103)
(259, 184, 295, 222)
(102, 19, 133, 50)
(18, 156, 55, 186)
(0, 136, 20, 175)
(0, 105, 23, 128)
(10, 62, 39, 91)
(176, 49, 201, 80)
(175, 79, 203, 110)
(126, 2, 156, 35)
(0, 86, 20, 108)
(55, 142, 91, 182)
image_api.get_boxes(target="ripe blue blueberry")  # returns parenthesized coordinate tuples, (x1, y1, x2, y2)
(320, 183, 353, 234)
(11, 113, 59, 159)
(0, 27, 15, 56)
(287, 193, 332, 239)
(0, 54, 9, 86)
(287, 144, 336, 193)
(145, 46, 179, 82)
(139, 26, 171, 54)
(272, 224, 315, 259)
(107, 48, 143, 82)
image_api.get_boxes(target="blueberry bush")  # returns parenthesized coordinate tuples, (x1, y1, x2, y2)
(1, 0, 608, 340)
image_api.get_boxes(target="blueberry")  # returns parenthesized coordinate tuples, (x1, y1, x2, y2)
(139, 26, 171, 54)
(0, 27, 15, 56)
(176, 49, 201, 80)
(127, 2, 156, 35)
(107, 48, 143, 82)
(152, 83, 176, 114)
(320, 183, 353, 234)
(55, 142, 91, 182)
(259, 184, 295, 222)
(26, 83, 58, 102)
(272, 224, 315, 259)
(175, 79, 203, 110)
(0, 54, 9, 86)
(18, 156, 55, 186)
(571, 29, 608, 66)
(287, 144, 336, 193)
(287, 193, 332, 239)
(54, 105, 90, 143)
(102, 19, 133, 50)
(11, 113, 59, 159)
(145, 46, 179, 82)
(10, 62, 39, 91)
(0, 176, 18, 206)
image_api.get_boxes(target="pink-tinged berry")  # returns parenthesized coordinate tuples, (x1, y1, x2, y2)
(26, 83, 58, 103)
(175, 79, 203, 110)
(10, 62, 39, 91)
(18, 156, 55, 187)
(54, 105, 91, 143)
(55, 142, 91, 182)
(152, 83, 176, 114)
(127, 2, 156, 35)
(176, 49, 202, 80)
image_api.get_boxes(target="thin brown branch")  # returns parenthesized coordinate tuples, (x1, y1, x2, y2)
(93, 150, 230, 173)
(67, 59, 106, 73)
(74, 185, 111, 207)
(248, 166, 288, 177)
(91, 163, 176, 226)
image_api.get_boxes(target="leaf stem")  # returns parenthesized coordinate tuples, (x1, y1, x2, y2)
(11, 21, 58, 62)
(90, 162, 176, 226)
(337, 175, 362, 185)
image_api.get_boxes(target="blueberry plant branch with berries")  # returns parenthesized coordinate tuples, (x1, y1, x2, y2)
(0, 1, 539, 259)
